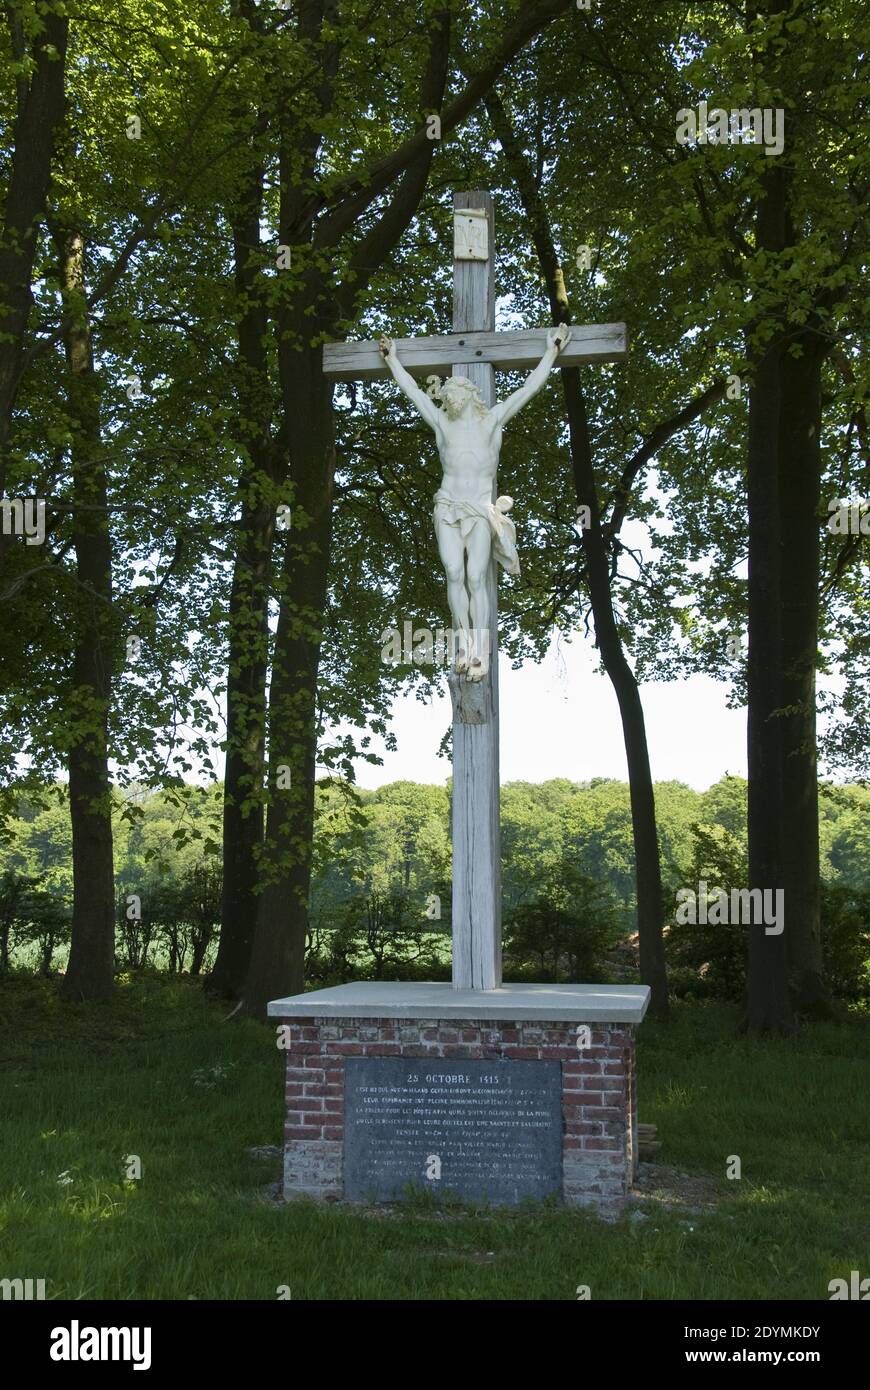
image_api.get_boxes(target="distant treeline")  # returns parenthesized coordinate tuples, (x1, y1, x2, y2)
(1, 775, 867, 1001)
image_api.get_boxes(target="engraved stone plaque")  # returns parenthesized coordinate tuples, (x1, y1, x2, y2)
(343, 1056, 562, 1204)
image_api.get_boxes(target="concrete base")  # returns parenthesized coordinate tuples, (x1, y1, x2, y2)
(268, 982, 650, 1214)
(267, 981, 650, 1023)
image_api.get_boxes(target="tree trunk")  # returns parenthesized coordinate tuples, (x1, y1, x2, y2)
(210, 155, 281, 997)
(56, 230, 116, 1002)
(190, 931, 211, 977)
(241, 342, 335, 1017)
(210, 492, 273, 995)
(561, 369, 669, 1016)
(0, 8, 68, 497)
(745, 155, 793, 1035)
(778, 331, 830, 1014)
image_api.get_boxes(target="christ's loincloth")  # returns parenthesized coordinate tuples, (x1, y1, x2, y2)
(432, 490, 520, 576)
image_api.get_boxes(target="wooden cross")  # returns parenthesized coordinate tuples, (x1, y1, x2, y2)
(323, 190, 627, 991)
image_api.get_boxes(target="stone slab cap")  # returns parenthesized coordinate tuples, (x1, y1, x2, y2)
(267, 981, 650, 1024)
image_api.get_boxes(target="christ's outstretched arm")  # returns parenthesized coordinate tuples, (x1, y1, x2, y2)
(491, 324, 571, 427)
(379, 336, 443, 433)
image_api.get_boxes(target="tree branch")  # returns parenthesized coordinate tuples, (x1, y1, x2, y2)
(606, 378, 728, 539)
(334, 7, 452, 317)
(305, 0, 573, 245)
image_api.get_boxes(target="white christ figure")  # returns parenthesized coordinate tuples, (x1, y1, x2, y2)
(379, 324, 571, 681)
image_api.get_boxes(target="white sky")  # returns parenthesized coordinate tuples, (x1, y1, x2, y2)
(342, 632, 748, 792)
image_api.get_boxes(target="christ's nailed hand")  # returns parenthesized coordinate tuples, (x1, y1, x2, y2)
(548, 323, 571, 353)
(379, 335, 396, 360)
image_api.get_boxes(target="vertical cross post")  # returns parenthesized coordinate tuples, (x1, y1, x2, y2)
(449, 190, 501, 990)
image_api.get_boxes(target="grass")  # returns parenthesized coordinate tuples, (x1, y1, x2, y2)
(0, 973, 867, 1300)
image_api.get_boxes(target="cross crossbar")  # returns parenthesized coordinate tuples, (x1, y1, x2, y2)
(322, 323, 628, 382)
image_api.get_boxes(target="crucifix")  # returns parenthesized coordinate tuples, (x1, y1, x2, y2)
(323, 190, 627, 992)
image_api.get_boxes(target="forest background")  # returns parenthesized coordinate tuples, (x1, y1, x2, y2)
(1, 0, 867, 1034)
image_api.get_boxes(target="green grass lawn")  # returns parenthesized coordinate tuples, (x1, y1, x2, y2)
(0, 975, 866, 1300)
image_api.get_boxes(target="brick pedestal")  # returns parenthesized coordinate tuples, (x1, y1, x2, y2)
(269, 984, 648, 1215)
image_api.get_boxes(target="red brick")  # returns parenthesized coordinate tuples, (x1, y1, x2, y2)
(324, 1098, 344, 1112)
(285, 1125, 321, 1140)
(562, 1057, 600, 1075)
(581, 1092, 603, 1107)
(322, 1127, 343, 1141)
(285, 1083, 304, 1097)
(303, 1084, 326, 1096)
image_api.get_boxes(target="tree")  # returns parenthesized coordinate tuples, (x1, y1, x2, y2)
(53, 224, 116, 1001)
(505, 860, 619, 982)
(239, 0, 578, 1018)
(0, 0, 68, 497)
